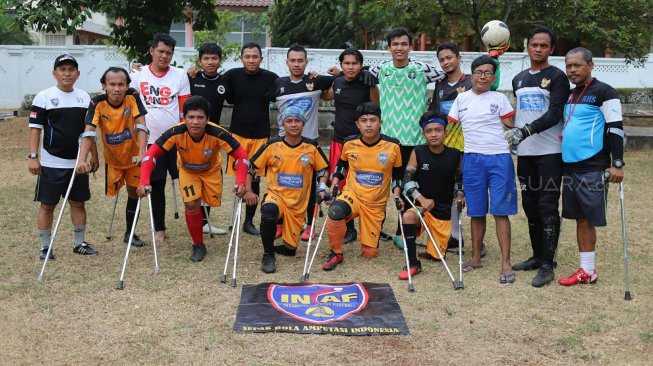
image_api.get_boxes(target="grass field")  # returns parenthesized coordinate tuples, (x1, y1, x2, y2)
(1, 116, 652, 365)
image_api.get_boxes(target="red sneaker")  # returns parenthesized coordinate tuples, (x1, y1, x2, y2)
(558, 268, 598, 286)
(322, 252, 344, 271)
(275, 224, 282, 239)
(300, 225, 315, 241)
(398, 262, 422, 280)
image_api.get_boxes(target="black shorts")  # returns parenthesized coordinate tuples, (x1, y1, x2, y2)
(562, 171, 607, 227)
(34, 166, 90, 205)
(149, 145, 179, 182)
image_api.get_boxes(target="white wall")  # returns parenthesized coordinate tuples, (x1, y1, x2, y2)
(1, 45, 652, 109)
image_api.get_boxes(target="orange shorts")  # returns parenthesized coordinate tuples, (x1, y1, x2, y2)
(225, 133, 267, 176)
(338, 190, 386, 249)
(409, 208, 451, 259)
(262, 193, 303, 248)
(178, 167, 223, 207)
(105, 164, 140, 196)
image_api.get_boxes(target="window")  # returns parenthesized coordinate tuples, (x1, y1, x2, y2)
(225, 20, 266, 46)
(44, 34, 66, 46)
(170, 21, 186, 47)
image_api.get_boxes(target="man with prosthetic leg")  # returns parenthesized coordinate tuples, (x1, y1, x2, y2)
(245, 107, 330, 273)
(322, 103, 403, 271)
(137, 96, 249, 261)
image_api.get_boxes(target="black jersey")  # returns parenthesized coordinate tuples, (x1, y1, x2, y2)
(413, 145, 461, 220)
(428, 74, 472, 115)
(223, 67, 278, 139)
(332, 76, 371, 143)
(188, 72, 226, 124)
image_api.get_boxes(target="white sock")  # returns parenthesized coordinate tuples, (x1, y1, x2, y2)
(579, 251, 596, 273)
(450, 205, 460, 240)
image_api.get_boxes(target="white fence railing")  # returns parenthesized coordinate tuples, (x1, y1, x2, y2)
(1, 45, 652, 109)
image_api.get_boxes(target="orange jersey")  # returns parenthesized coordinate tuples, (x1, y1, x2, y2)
(86, 88, 148, 168)
(340, 135, 402, 205)
(251, 137, 329, 210)
(155, 122, 240, 174)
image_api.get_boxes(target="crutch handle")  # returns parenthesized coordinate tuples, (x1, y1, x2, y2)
(394, 196, 402, 210)
(144, 185, 152, 193)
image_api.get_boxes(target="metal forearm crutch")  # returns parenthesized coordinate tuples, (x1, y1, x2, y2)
(116, 197, 142, 290)
(147, 192, 160, 274)
(221, 197, 243, 284)
(301, 203, 320, 283)
(396, 197, 415, 292)
(202, 201, 214, 239)
(403, 193, 456, 286)
(106, 192, 119, 240)
(171, 178, 180, 219)
(454, 199, 465, 290)
(620, 182, 632, 301)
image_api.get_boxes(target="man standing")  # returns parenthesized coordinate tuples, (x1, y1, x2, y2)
(321, 48, 379, 244)
(223, 42, 279, 236)
(130, 33, 191, 245)
(557, 47, 624, 286)
(506, 27, 570, 287)
(28, 54, 97, 258)
(448, 56, 517, 284)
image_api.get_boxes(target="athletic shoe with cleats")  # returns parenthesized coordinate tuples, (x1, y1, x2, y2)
(531, 264, 555, 287)
(39, 247, 55, 260)
(274, 244, 296, 257)
(322, 252, 343, 271)
(190, 243, 207, 262)
(300, 225, 315, 241)
(275, 224, 282, 239)
(398, 261, 422, 280)
(261, 253, 276, 273)
(558, 268, 598, 286)
(512, 257, 541, 271)
(343, 226, 357, 244)
(392, 235, 404, 250)
(203, 223, 226, 235)
(73, 242, 98, 255)
(124, 232, 145, 247)
(243, 221, 260, 236)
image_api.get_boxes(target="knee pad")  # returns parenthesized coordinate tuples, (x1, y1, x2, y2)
(260, 203, 279, 223)
(328, 200, 351, 221)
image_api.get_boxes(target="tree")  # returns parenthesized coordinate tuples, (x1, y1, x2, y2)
(12, 0, 219, 62)
(194, 10, 268, 63)
(0, 12, 35, 45)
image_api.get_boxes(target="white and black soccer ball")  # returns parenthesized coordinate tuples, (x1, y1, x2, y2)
(481, 20, 510, 48)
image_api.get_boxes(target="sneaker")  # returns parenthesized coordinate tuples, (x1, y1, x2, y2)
(558, 268, 598, 286)
(39, 247, 55, 260)
(322, 252, 344, 271)
(190, 243, 207, 262)
(446, 237, 464, 254)
(274, 244, 296, 257)
(300, 225, 315, 241)
(531, 264, 555, 288)
(343, 226, 357, 244)
(73, 242, 98, 255)
(261, 252, 276, 273)
(392, 235, 404, 250)
(512, 257, 541, 271)
(379, 231, 393, 242)
(243, 221, 260, 236)
(124, 232, 145, 247)
(203, 224, 227, 235)
(398, 261, 422, 280)
(275, 224, 282, 239)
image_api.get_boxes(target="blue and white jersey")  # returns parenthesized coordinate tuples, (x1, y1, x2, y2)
(562, 78, 622, 164)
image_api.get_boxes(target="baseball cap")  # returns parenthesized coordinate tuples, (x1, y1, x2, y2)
(53, 54, 79, 70)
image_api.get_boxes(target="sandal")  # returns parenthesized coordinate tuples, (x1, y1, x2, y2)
(462, 262, 484, 272)
(499, 271, 516, 284)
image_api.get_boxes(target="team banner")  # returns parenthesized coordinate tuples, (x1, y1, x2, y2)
(233, 282, 409, 335)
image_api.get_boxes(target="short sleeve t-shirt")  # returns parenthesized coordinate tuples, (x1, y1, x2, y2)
(131, 65, 191, 143)
(29, 86, 90, 168)
(188, 72, 226, 124)
(448, 90, 515, 155)
(274, 75, 332, 139)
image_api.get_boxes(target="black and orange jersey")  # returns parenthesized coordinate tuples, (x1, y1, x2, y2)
(338, 135, 402, 205)
(251, 137, 329, 209)
(86, 88, 148, 168)
(155, 122, 240, 173)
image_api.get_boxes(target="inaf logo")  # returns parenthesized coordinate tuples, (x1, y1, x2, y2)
(139, 81, 173, 106)
(268, 284, 368, 325)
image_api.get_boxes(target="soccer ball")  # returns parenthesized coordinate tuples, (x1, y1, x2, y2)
(481, 20, 510, 49)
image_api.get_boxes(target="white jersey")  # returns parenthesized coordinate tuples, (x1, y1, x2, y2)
(448, 90, 515, 155)
(130, 65, 191, 143)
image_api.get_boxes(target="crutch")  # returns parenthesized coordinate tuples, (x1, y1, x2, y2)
(301, 203, 320, 282)
(304, 184, 338, 281)
(454, 198, 465, 290)
(202, 201, 214, 239)
(147, 191, 161, 274)
(619, 182, 632, 301)
(395, 197, 415, 292)
(221, 196, 243, 284)
(171, 178, 180, 219)
(38, 144, 82, 282)
(230, 198, 243, 287)
(229, 195, 238, 231)
(116, 197, 142, 290)
(403, 193, 456, 286)
(106, 192, 119, 240)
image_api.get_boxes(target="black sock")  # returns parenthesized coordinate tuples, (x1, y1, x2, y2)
(125, 197, 138, 234)
(403, 224, 418, 264)
(260, 219, 276, 254)
(346, 219, 355, 231)
(245, 182, 260, 223)
(150, 180, 166, 231)
(202, 206, 211, 226)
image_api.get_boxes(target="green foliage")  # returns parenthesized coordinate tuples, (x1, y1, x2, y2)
(194, 10, 268, 63)
(11, 0, 219, 62)
(0, 8, 35, 45)
(21, 94, 36, 111)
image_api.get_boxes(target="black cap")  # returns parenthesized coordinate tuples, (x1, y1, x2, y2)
(53, 54, 78, 70)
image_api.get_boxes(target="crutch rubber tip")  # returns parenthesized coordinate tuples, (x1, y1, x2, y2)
(300, 275, 307, 283)
(37, 275, 44, 282)
(228, 226, 233, 231)
(454, 281, 465, 290)
(625, 291, 632, 301)
(116, 281, 125, 290)
(408, 284, 415, 292)
(219, 275, 227, 283)
(230, 279, 237, 288)
(154, 266, 160, 273)
(106, 235, 112, 240)
(174, 213, 179, 219)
